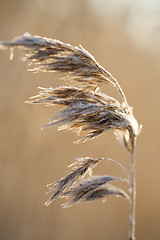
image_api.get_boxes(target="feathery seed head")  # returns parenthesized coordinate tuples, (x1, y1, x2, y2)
(0, 33, 141, 152)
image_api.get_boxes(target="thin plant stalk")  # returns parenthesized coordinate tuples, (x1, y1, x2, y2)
(129, 138, 136, 240)
(110, 74, 128, 106)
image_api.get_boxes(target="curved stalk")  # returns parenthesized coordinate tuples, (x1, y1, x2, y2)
(113, 77, 128, 105)
(104, 69, 128, 105)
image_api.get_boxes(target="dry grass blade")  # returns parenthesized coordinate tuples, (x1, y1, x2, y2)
(84, 186, 129, 202)
(45, 157, 100, 206)
(27, 86, 137, 148)
(45, 157, 129, 206)
(28, 86, 119, 106)
(0, 33, 119, 89)
(62, 176, 129, 207)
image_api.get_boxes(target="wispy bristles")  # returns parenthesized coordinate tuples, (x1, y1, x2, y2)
(0, 33, 141, 151)
(27, 86, 135, 147)
(63, 176, 129, 207)
(0, 33, 119, 89)
(45, 157, 129, 207)
(28, 86, 119, 106)
(45, 157, 100, 206)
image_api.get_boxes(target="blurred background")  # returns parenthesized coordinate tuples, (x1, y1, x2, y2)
(0, 0, 160, 239)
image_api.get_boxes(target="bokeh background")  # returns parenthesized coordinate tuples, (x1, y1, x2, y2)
(0, 0, 160, 239)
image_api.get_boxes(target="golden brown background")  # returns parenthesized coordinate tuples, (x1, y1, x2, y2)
(0, 0, 160, 239)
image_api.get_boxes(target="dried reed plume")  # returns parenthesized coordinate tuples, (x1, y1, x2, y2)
(0, 33, 142, 240)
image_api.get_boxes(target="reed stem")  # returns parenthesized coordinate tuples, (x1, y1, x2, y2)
(129, 138, 136, 240)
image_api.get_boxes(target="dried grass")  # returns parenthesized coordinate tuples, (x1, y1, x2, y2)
(0, 33, 142, 240)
